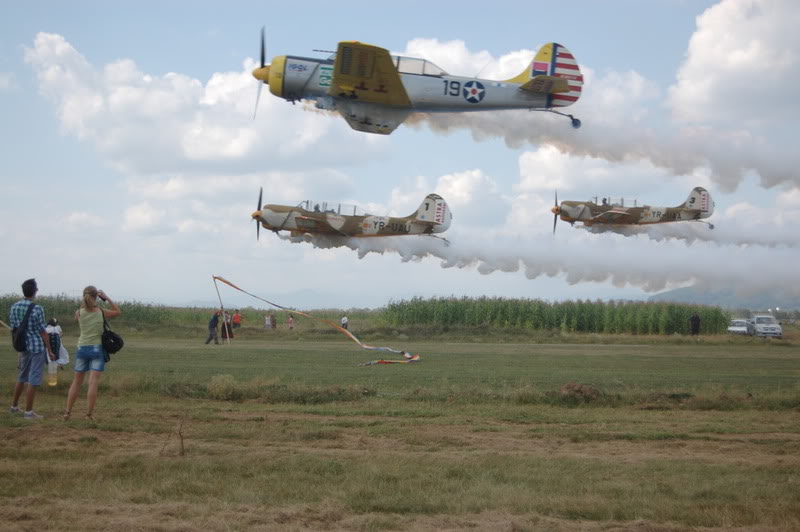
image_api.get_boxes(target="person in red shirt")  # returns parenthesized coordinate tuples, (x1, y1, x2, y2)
(232, 310, 242, 329)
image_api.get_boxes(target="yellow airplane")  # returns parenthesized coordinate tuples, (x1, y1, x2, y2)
(252, 30, 583, 134)
(252, 188, 452, 240)
(551, 187, 715, 234)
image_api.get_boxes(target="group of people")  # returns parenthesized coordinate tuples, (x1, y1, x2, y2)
(205, 310, 351, 342)
(204, 310, 236, 344)
(8, 279, 121, 421)
(263, 313, 294, 330)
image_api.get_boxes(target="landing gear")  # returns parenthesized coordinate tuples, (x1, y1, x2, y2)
(427, 235, 450, 246)
(534, 108, 582, 129)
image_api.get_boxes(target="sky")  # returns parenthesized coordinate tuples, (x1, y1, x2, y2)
(1, 0, 798, 310)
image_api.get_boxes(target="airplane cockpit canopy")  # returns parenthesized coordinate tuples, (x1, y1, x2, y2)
(323, 52, 448, 77)
(595, 197, 642, 208)
(391, 56, 448, 76)
(301, 200, 368, 217)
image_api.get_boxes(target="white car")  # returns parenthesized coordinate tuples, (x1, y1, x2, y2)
(747, 315, 783, 338)
(727, 319, 749, 335)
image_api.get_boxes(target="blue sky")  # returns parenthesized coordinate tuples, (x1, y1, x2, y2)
(1, 0, 798, 309)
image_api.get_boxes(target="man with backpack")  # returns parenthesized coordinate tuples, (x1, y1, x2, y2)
(8, 279, 55, 419)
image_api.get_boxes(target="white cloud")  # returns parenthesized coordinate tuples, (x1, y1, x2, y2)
(516, 145, 678, 195)
(669, 0, 800, 125)
(123, 202, 165, 232)
(24, 33, 384, 177)
(435, 169, 497, 207)
(776, 187, 800, 207)
(400, 38, 534, 81)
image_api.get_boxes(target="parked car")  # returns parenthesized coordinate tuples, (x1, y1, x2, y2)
(727, 319, 749, 335)
(747, 315, 783, 338)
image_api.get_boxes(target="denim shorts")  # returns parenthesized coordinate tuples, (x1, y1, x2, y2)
(75, 345, 106, 373)
(18, 350, 46, 385)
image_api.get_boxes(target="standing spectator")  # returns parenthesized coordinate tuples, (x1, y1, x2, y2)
(689, 312, 701, 335)
(8, 279, 55, 419)
(232, 310, 242, 329)
(270, 313, 276, 330)
(264, 313, 270, 329)
(287, 314, 294, 331)
(341, 315, 349, 330)
(63, 286, 121, 421)
(45, 318, 67, 367)
(45, 318, 63, 383)
(221, 311, 234, 340)
(205, 311, 221, 344)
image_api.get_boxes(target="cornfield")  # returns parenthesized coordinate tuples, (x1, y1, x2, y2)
(0, 294, 379, 333)
(383, 296, 731, 335)
(1, 294, 731, 335)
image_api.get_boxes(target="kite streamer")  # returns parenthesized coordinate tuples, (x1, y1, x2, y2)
(212, 276, 420, 365)
(359, 353, 421, 366)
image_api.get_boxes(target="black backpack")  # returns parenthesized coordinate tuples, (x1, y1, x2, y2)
(11, 303, 36, 353)
(101, 310, 124, 355)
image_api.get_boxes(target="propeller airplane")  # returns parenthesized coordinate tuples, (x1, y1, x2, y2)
(551, 187, 715, 234)
(252, 189, 452, 240)
(252, 30, 583, 134)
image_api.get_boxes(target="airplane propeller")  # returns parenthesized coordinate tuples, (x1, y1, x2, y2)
(551, 190, 560, 235)
(254, 187, 263, 241)
(253, 27, 267, 120)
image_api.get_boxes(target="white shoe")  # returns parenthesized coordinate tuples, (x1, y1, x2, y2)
(8, 406, 21, 414)
(23, 410, 44, 420)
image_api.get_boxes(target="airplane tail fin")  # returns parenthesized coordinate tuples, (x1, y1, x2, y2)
(681, 187, 714, 218)
(411, 194, 451, 233)
(504, 43, 583, 107)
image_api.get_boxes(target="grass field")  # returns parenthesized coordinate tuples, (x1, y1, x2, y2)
(1, 330, 799, 531)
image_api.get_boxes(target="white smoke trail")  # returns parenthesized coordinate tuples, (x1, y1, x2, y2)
(278, 232, 800, 297)
(578, 223, 800, 248)
(408, 111, 793, 191)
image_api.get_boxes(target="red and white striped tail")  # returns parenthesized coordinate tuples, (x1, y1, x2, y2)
(539, 43, 583, 108)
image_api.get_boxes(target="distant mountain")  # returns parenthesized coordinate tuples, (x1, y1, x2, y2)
(649, 287, 798, 310)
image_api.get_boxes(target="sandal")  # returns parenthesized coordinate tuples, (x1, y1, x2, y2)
(62, 410, 71, 421)
(85, 413, 96, 421)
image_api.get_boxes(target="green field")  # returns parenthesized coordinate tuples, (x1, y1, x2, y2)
(1, 331, 799, 531)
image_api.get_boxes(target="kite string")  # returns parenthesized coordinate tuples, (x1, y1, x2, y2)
(212, 275, 410, 354)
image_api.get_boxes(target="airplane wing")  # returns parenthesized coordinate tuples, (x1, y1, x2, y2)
(295, 215, 332, 232)
(519, 75, 570, 94)
(295, 215, 351, 236)
(338, 104, 411, 135)
(330, 42, 411, 107)
(592, 209, 635, 223)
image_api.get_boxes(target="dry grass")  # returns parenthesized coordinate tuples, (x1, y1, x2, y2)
(1, 338, 798, 531)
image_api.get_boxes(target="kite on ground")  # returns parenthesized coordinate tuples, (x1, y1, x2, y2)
(212, 276, 420, 365)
